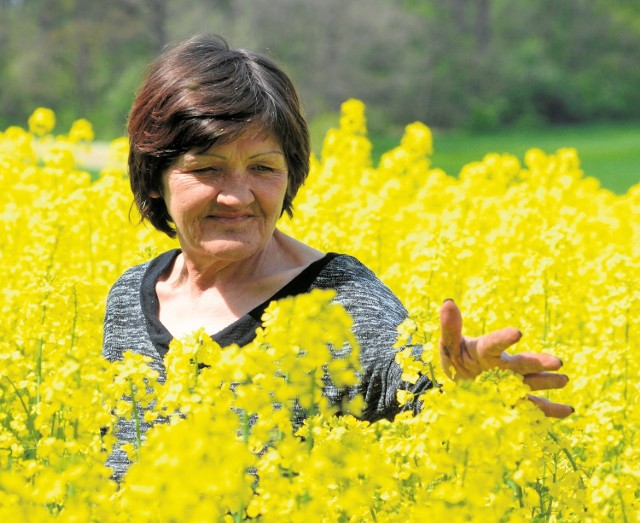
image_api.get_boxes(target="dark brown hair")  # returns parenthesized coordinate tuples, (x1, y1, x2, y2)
(128, 34, 310, 237)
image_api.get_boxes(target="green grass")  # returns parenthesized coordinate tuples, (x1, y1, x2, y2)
(369, 122, 640, 194)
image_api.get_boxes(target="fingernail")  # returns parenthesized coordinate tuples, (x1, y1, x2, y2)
(558, 358, 564, 367)
(569, 406, 575, 414)
(443, 298, 455, 304)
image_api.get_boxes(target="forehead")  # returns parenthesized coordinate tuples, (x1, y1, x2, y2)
(195, 127, 283, 156)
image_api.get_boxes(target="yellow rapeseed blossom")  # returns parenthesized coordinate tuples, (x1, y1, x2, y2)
(0, 102, 638, 521)
(67, 118, 95, 143)
(27, 107, 56, 136)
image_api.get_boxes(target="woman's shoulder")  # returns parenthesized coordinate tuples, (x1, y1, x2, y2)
(319, 253, 381, 284)
(108, 249, 180, 295)
(313, 253, 408, 329)
(316, 254, 404, 307)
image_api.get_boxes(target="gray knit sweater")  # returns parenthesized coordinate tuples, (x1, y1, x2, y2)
(102, 250, 432, 480)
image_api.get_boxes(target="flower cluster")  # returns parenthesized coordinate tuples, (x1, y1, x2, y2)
(0, 105, 637, 521)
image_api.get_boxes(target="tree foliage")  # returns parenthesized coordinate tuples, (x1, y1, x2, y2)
(1, 0, 639, 136)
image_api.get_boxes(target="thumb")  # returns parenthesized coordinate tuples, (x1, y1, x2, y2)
(440, 299, 462, 357)
(439, 299, 463, 379)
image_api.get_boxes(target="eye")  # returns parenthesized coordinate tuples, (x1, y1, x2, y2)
(189, 166, 221, 175)
(252, 165, 275, 173)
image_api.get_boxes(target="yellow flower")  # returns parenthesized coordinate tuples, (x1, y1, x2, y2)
(401, 121, 433, 156)
(396, 389, 414, 406)
(1, 102, 639, 521)
(339, 98, 367, 135)
(68, 118, 95, 143)
(28, 107, 56, 135)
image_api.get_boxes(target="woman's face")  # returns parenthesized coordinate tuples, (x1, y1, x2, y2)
(157, 129, 289, 264)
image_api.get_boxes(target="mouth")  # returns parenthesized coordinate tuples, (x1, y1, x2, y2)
(205, 213, 254, 225)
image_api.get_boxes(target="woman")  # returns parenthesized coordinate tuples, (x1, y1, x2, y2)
(103, 34, 571, 480)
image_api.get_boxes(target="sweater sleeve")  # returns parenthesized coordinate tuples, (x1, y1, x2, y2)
(312, 256, 432, 422)
(102, 262, 164, 482)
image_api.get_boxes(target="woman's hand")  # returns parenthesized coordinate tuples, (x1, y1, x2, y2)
(439, 299, 574, 418)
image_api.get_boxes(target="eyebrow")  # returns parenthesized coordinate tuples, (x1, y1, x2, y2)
(197, 151, 285, 159)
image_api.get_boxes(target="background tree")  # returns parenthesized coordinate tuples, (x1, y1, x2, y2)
(0, 0, 639, 136)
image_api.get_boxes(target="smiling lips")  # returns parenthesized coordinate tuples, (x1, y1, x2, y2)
(205, 212, 254, 224)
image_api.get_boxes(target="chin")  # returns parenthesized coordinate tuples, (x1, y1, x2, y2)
(196, 239, 261, 261)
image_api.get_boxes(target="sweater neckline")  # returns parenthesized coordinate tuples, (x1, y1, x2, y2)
(140, 249, 339, 357)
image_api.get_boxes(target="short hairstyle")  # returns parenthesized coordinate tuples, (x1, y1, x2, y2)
(127, 34, 311, 237)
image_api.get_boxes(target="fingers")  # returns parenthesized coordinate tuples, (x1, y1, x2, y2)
(504, 352, 563, 375)
(439, 299, 462, 358)
(527, 395, 574, 419)
(439, 299, 465, 379)
(523, 372, 569, 391)
(477, 327, 522, 358)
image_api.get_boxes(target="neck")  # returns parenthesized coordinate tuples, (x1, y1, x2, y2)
(167, 229, 316, 295)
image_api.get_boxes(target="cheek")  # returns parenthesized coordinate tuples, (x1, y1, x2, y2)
(268, 176, 289, 202)
(167, 180, 210, 209)
(265, 187, 288, 215)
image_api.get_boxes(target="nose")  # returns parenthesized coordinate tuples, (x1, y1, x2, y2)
(216, 172, 254, 207)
